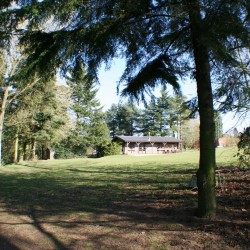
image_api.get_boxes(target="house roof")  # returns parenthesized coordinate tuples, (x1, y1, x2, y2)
(114, 135, 182, 143)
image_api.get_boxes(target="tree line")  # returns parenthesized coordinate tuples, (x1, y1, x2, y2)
(107, 91, 187, 138)
(3, 54, 217, 163)
(0, 56, 109, 163)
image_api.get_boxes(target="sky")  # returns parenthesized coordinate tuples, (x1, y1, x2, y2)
(96, 59, 249, 134)
(97, 58, 196, 107)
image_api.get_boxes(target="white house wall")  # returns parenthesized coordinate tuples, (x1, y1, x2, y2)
(123, 142, 180, 155)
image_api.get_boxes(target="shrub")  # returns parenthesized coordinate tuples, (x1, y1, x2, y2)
(53, 144, 78, 159)
(96, 142, 121, 157)
(236, 127, 250, 168)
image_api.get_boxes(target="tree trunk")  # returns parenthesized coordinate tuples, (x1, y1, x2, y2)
(30, 139, 36, 161)
(14, 130, 19, 163)
(0, 86, 10, 166)
(19, 148, 24, 162)
(188, 0, 216, 217)
(42, 145, 45, 160)
(23, 142, 30, 161)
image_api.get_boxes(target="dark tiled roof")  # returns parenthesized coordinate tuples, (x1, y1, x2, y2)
(114, 135, 182, 143)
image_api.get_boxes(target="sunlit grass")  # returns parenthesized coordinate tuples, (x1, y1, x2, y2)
(2, 147, 237, 173)
(0, 148, 237, 205)
(215, 146, 238, 166)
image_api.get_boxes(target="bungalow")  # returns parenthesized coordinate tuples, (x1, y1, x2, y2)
(114, 135, 183, 155)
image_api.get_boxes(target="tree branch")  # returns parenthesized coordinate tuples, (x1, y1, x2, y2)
(7, 77, 41, 107)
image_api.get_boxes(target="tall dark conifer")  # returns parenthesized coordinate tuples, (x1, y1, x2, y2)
(140, 92, 171, 136)
(106, 101, 139, 137)
(66, 59, 110, 155)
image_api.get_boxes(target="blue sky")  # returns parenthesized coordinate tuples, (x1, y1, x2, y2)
(97, 58, 196, 108)
(97, 59, 249, 134)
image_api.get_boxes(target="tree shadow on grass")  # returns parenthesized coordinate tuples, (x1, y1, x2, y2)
(0, 236, 20, 250)
(29, 207, 69, 250)
(0, 166, 196, 249)
(0, 164, 248, 249)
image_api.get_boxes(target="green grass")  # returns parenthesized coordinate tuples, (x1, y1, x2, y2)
(0, 147, 242, 250)
(0, 148, 238, 215)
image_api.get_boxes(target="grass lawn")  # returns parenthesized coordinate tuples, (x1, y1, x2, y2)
(0, 148, 248, 250)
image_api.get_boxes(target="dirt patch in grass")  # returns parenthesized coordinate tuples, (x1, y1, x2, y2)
(0, 165, 249, 250)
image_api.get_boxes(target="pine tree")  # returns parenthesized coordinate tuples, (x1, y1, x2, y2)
(214, 111, 223, 141)
(168, 95, 189, 139)
(106, 104, 120, 139)
(5, 79, 71, 161)
(140, 93, 170, 136)
(66, 59, 110, 155)
(106, 101, 139, 137)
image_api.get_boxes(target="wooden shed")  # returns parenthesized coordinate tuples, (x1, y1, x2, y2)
(114, 135, 183, 155)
